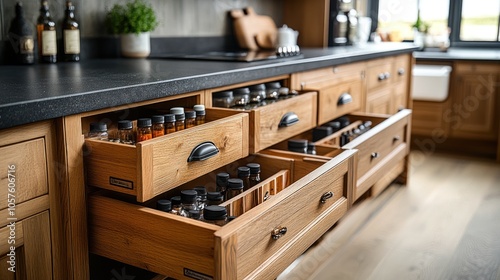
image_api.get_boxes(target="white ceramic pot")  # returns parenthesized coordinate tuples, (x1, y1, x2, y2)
(120, 32, 151, 58)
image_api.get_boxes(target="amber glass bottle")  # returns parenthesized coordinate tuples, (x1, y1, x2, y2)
(37, 0, 57, 63)
(62, 1, 80, 62)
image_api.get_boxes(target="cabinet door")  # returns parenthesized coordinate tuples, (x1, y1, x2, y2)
(366, 88, 392, 115)
(450, 73, 499, 140)
(0, 211, 52, 280)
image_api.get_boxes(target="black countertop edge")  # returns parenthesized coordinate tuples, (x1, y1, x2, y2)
(0, 43, 419, 130)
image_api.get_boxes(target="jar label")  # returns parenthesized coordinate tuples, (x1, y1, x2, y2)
(64, 29, 80, 54)
(41, 30, 57, 55)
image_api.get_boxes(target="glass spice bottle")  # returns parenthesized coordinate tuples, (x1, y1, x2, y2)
(226, 178, 244, 201)
(118, 120, 134, 145)
(189, 209, 201, 220)
(179, 189, 198, 218)
(288, 139, 308, 154)
(193, 105, 206, 125)
(247, 163, 261, 188)
(207, 191, 224, 206)
(185, 111, 196, 129)
(156, 199, 172, 213)
(151, 115, 165, 138)
(175, 114, 185, 131)
(216, 172, 230, 197)
(87, 122, 108, 141)
(237, 166, 251, 191)
(203, 205, 228, 226)
(164, 114, 176, 134)
(170, 107, 184, 115)
(136, 118, 152, 142)
(194, 186, 207, 210)
(170, 196, 182, 215)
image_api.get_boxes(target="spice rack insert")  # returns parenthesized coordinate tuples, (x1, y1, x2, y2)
(205, 77, 318, 153)
(84, 108, 249, 202)
(273, 110, 412, 201)
(88, 150, 356, 280)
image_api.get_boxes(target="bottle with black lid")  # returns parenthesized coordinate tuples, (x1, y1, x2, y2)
(226, 178, 244, 201)
(288, 139, 308, 154)
(248, 84, 266, 104)
(156, 199, 172, 213)
(170, 196, 182, 215)
(62, 1, 80, 62)
(37, 0, 57, 63)
(118, 120, 134, 145)
(8, 2, 34, 65)
(247, 163, 261, 188)
(207, 191, 224, 206)
(264, 82, 280, 100)
(216, 172, 230, 196)
(232, 88, 250, 108)
(203, 205, 228, 226)
(179, 190, 198, 218)
(237, 166, 251, 191)
(164, 114, 176, 134)
(194, 186, 207, 210)
(87, 122, 108, 140)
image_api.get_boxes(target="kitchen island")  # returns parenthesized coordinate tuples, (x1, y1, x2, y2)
(0, 43, 417, 280)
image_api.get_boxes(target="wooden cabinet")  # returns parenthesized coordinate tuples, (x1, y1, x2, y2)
(0, 121, 66, 279)
(449, 62, 499, 141)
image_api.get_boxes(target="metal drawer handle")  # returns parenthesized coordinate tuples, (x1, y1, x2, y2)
(187, 141, 219, 162)
(320, 191, 334, 203)
(263, 191, 270, 201)
(371, 152, 379, 159)
(271, 226, 288, 240)
(384, 72, 391, 79)
(337, 93, 353, 105)
(279, 112, 299, 127)
(378, 73, 386, 81)
(393, 136, 401, 142)
(398, 68, 405, 75)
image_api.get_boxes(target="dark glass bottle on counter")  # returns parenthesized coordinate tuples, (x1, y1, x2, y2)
(247, 163, 261, 188)
(8, 2, 34, 65)
(37, 0, 57, 63)
(62, 1, 80, 62)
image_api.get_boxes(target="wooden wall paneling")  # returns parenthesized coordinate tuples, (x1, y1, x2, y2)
(283, 0, 329, 47)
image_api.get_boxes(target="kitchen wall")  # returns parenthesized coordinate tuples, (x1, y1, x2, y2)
(0, 0, 284, 40)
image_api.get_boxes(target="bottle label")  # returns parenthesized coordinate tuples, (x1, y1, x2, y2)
(64, 29, 80, 54)
(41, 30, 57, 55)
(20, 36, 35, 54)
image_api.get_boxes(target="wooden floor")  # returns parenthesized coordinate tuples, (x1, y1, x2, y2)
(278, 152, 500, 280)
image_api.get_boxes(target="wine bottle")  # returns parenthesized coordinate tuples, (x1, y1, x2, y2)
(8, 2, 35, 64)
(37, 0, 57, 63)
(62, 1, 80, 62)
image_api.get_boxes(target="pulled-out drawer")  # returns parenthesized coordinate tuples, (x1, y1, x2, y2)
(211, 91, 317, 153)
(88, 150, 356, 280)
(84, 109, 249, 202)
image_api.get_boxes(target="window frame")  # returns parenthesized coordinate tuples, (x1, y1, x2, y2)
(371, 0, 500, 48)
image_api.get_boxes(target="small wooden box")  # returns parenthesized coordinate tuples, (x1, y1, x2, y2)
(84, 109, 249, 202)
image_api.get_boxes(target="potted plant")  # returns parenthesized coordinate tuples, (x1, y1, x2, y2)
(105, 0, 158, 58)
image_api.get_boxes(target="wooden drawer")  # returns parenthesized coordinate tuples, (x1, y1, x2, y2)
(367, 59, 393, 91)
(314, 109, 412, 201)
(0, 138, 48, 211)
(393, 54, 411, 84)
(291, 62, 366, 89)
(211, 92, 317, 153)
(84, 109, 249, 202)
(88, 150, 356, 280)
(317, 78, 363, 125)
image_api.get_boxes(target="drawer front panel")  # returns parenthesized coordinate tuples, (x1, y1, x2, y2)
(86, 112, 249, 202)
(367, 62, 393, 91)
(253, 92, 317, 152)
(393, 54, 410, 84)
(0, 138, 48, 210)
(318, 79, 362, 125)
(227, 157, 351, 279)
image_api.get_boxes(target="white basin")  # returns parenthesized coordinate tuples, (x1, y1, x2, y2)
(411, 65, 452, 102)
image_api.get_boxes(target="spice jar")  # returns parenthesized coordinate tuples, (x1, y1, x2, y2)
(232, 88, 250, 108)
(136, 118, 152, 142)
(179, 189, 198, 218)
(288, 139, 308, 154)
(212, 91, 234, 108)
(194, 186, 207, 210)
(175, 113, 185, 131)
(237, 166, 251, 191)
(185, 111, 196, 129)
(156, 199, 172, 213)
(226, 178, 244, 201)
(207, 191, 224, 206)
(117, 120, 134, 145)
(249, 84, 266, 103)
(170, 196, 182, 215)
(170, 107, 184, 115)
(307, 142, 317, 155)
(264, 82, 280, 100)
(203, 205, 228, 226)
(164, 114, 176, 134)
(88, 122, 108, 140)
(193, 105, 206, 125)
(247, 163, 261, 188)
(152, 115, 165, 138)
(216, 172, 230, 196)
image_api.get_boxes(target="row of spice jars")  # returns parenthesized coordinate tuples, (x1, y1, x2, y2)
(212, 82, 295, 109)
(86, 105, 206, 145)
(215, 163, 261, 201)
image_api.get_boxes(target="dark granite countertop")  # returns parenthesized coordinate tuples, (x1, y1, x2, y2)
(0, 42, 418, 129)
(414, 48, 500, 61)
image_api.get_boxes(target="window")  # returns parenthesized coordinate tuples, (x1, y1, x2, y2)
(373, 0, 500, 46)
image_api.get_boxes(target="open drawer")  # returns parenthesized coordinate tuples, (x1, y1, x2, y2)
(275, 109, 412, 201)
(209, 91, 318, 153)
(88, 150, 356, 280)
(84, 109, 249, 202)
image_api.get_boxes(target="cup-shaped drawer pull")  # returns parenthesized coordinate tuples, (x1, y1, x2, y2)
(337, 92, 353, 105)
(271, 226, 288, 240)
(393, 135, 401, 142)
(279, 112, 299, 127)
(371, 152, 380, 159)
(320, 191, 334, 204)
(398, 68, 405, 75)
(187, 141, 219, 162)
